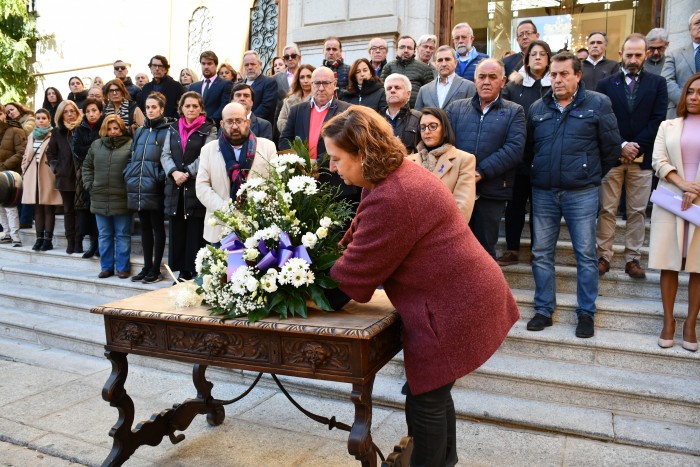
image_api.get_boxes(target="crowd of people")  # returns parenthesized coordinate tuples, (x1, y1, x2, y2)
(0, 11, 698, 349)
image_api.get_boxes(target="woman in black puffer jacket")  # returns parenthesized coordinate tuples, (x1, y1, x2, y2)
(160, 91, 216, 281)
(124, 92, 175, 283)
(341, 58, 386, 114)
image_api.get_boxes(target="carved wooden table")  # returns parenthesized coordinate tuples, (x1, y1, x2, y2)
(92, 287, 402, 467)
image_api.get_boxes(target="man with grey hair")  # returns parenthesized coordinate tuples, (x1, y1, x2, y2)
(644, 28, 669, 75)
(275, 44, 302, 99)
(662, 9, 700, 118)
(416, 34, 438, 77)
(382, 73, 421, 153)
(582, 32, 620, 90)
(452, 22, 489, 82)
(239, 50, 278, 124)
(446, 58, 526, 259)
(368, 37, 389, 76)
(381, 35, 434, 108)
(415, 45, 476, 109)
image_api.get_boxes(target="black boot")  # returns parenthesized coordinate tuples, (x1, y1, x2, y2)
(32, 231, 44, 251)
(74, 235, 84, 254)
(82, 235, 98, 259)
(40, 232, 54, 251)
(66, 238, 75, 254)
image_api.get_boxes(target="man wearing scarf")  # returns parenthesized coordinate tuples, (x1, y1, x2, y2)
(196, 102, 275, 244)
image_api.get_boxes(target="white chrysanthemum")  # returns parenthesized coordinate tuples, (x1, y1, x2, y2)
(282, 192, 293, 204)
(320, 217, 332, 228)
(260, 270, 278, 293)
(316, 226, 328, 239)
(301, 232, 317, 249)
(244, 237, 257, 249)
(194, 247, 210, 273)
(250, 190, 267, 203)
(287, 175, 316, 194)
(303, 183, 318, 195)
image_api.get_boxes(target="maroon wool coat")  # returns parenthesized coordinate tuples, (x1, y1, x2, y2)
(331, 160, 519, 395)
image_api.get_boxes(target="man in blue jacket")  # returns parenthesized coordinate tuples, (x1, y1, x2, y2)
(239, 50, 279, 125)
(446, 58, 526, 259)
(526, 52, 621, 339)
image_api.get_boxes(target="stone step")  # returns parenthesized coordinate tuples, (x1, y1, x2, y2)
(499, 216, 651, 247)
(496, 238, 650, 271)
(503, 263, 689, 302)
(1, 241, 149, 271)
(0, 282, 105, 325)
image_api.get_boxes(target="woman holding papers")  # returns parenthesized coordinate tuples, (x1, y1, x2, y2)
(650, 72, 700, 352)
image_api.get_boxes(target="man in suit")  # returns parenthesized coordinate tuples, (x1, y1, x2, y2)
(230, 82, 272, 140)
(644, 28, 669, 76)
(279, 67, 356, 205)
(415, 46, 476, 110)
(582, 32, 620, 90)
(239, 50, 278, 124)
(662, 9, 700, 118)
(503, 20, 540, 76)
(595, 33, 668, 280)
(452, 22, 488, 82)
(274, 44, 301, 100)
(368, 37, 388, 77)
(189, 51, 233, 126)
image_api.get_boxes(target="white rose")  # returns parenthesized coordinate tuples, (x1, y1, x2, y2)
(246, 276, 258, 292)
(320, 217, 332, 228)
(207, 217, 218, 226)
(243, 248, 259, 261)
(301, 232, 317, 249)
(316, 227, 328, 239)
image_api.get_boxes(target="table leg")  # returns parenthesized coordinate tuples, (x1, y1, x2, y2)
(348, 376, 377, 466)
(100, 351, 225, 466)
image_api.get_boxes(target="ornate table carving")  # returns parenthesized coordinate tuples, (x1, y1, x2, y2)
(92, 287, 402, 466)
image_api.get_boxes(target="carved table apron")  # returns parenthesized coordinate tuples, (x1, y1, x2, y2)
(92, 287, 402, 467)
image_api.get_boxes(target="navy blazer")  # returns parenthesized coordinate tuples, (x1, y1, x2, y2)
(250, 114, 272, 140)
(595, 71, 668, 170)
(279, 99, 355, 197)
(189, 77, 234, 124)
(246, 74, 279, 125)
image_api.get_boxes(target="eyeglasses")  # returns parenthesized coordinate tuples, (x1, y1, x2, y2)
(517, 31, 536, 38)
(223, 118, 246, 127)
(312, 80, 333, 87)
(419, 123, 440, 132)
(648, 46, 667, 52)
(108, 88, 121, 94)
(283, 53, 298, 60)
(114, 66, 127, 71)
(369, 46, 387, 52)
(150, 63, 165, 69)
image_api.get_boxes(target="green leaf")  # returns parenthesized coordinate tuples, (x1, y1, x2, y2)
(247, 308, 270, 323)
(308, 285, 333, 311)
(315, 254, 338, 271)
(193, 275, 203, 287)
(316, 273, 340, 289)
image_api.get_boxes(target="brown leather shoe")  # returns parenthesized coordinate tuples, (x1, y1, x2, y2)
(117, 271, 130, 279)
(625, 259, 646, 279)
(597, 257, 610, 276)
(497, 250, 519, 266)
(98, 270, 114, 279)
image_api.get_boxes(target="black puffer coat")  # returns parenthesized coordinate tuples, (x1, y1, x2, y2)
(124, 116, 175, 211)
(67, 90, 88, 110)
(73, 115, 105, 209)
(161, 117, 217, 218)
(341, 79, 387, 113)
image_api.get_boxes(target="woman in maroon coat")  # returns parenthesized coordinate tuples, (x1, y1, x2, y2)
(323, 106, 519, 466)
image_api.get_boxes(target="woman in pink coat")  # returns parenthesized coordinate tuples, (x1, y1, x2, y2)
(324, 106, 519, 466)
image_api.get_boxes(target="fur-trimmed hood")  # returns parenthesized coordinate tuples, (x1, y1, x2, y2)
(508, 67, 551, 88)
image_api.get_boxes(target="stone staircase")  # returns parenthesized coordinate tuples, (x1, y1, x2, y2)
(1, 216, 698, 460)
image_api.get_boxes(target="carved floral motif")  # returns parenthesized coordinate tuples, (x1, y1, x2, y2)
(168, 328, 269, 361)
(112, 321, 158, 348)
(283, 340, 350, 373)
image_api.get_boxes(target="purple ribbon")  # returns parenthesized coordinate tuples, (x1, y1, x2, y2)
(221, 231, 313, 280)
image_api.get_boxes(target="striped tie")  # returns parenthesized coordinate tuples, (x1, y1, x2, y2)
(696, 46, 700, 73)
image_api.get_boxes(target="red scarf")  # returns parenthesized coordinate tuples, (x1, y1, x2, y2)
(178, 115, 206, 152)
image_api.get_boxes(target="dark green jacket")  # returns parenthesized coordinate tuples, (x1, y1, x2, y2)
(82, 135, 132, 216)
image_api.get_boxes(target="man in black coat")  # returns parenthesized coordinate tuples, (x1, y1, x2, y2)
(111, 60, 141, 101)
(595, 33, 668, 280)
(189, 50, 233, 125)
(239, 50, 278, 125)
(230, 82, 272, 140)
(581, 32, 620, 90)
(503, 20, 540, 76)
(138, 55, 185, 119)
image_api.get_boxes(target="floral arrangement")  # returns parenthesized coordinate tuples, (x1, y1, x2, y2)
(194, 138, 353, 322)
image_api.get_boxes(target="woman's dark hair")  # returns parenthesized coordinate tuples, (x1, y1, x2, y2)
(217, 63, 238, 81)
(322, 106, 405, 184)
(677, 72, 700, 118)
(177, 91, 205, 117)
(346, 58, 380, 94)
(290, 64, 316, 97)
(523, 40, 552, 79)
(83, 97, 104, 113)
(269, 56, 284, 76)
(42, 87, 64, 109)
(146, 91, 167, 109)
(68, 76, 84, 87)
(5, 102, 34, 118)
(104, 79, 131, 102)
(419, 107, 454, 147)
(35, 108, 51, 120)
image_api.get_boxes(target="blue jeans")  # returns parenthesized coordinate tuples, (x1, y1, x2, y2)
(531, 186, 598, 318)
(95, 214, 132, 272)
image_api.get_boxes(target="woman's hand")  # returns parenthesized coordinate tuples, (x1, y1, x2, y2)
(172, 170, 189, 186)
(682, 190, 699, 211)
(677, 180, 700, 195)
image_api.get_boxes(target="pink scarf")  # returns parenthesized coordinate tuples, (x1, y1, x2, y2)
(178, 115, 206, 152)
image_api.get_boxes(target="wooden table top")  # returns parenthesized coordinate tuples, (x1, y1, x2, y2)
(92, 286, 398, 339)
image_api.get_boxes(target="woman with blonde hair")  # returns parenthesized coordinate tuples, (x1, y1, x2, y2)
(21, 108, 61, 250)
(651, 72, 700, 352)
(179, 68, 199, 86)
(217, 63, 237, 81)
(323, 106, 518, 466)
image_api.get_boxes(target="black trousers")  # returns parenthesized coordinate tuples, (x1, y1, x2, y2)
(58, 190, 77, 241)
(504, 170, 533, 251)
(168, 194, 205, 274)
(34, 205, 56, 234)
(77, 209, 98, 238)
(405, 380, 458, 467)
(139, 209, 166, 274)
(469, 197, 506, 259)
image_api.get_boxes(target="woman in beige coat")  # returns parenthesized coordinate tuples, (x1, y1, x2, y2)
(21, 109, 62, 250)
(649, 72, 700, 352)
(407, 107, 476, 221)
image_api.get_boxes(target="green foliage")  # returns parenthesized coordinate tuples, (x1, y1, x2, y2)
(0, 0, 39, 103)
